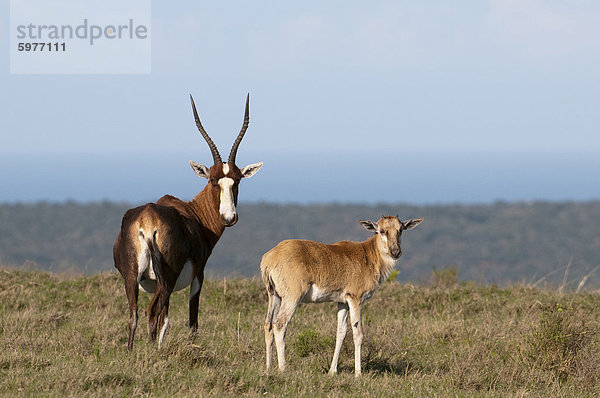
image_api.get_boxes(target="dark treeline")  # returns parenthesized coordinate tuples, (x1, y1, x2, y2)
(1, 201, 599, 287)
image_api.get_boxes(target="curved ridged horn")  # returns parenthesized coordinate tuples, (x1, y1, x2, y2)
(228, 93, 250, 164)
(190, 94, 222, 164)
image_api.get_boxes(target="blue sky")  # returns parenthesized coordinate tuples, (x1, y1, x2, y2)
(1, 1, 599, 203)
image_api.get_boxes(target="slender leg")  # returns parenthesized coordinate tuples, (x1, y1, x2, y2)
(147, 283, 173, 345)
(273, 297, 301, 372)
(125, 279, 139, 351)
(188, 273, 204, 332)
(264, 293, 281, 371)
(147, 291, 160, 341)
(157, 295, 170, 348)
(347, 298, 364, 377)
(329, 302, 349, 375)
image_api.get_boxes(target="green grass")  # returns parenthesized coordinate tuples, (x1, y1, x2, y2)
(2, 269, 600, 397)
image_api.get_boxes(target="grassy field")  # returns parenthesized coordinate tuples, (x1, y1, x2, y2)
(1, 269, 600, 397)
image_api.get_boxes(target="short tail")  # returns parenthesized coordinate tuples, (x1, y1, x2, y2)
(147, 231, 165, 286)
(261, 259, 279, 331)
(261, 260, 275, 295)
(139, 229, 165, 287)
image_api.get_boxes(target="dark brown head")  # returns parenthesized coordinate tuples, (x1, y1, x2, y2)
(188, 94, 263, 227)
(358, 215, 423, 259)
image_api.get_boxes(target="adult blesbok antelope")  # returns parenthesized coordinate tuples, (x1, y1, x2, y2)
(261, 215, 423, 377)
(114, 94, 263, 351)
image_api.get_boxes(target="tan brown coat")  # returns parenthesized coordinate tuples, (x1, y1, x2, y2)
(261, 215, 423, 377)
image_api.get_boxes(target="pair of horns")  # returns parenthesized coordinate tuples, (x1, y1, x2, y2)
(189, 93, 250, 165)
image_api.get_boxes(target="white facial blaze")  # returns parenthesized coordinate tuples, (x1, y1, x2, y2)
(218, 177, 236, 222)
(378, 233, 389, 254)
(377, 232, 396, 265)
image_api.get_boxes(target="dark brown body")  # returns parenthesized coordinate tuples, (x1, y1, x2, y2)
(113, 94, 263, 351)
(113, 180, 225, 350)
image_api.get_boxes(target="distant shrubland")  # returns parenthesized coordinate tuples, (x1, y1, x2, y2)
(1, 201, 599, 287)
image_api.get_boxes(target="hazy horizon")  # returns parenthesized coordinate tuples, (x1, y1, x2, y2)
(2, 149, 598, 205)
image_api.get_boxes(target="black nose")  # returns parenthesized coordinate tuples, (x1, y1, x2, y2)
(222, 214, 238, 227)
(391, 248, 402, 259)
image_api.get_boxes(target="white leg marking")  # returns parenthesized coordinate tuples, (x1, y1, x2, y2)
(274, 326, 287, 371)
(348, 300, 364, 377)
(158, 316, 169, 348)
(218, 177, 236, 223)
(329, 302, 349, 375)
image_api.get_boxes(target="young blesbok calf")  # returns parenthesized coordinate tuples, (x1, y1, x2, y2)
(261, 215, 423, 377)
(114, 94, 263, 351)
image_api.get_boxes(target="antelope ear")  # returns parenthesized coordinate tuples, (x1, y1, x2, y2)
(241, 162, 263, 178)
(358, 220, 379, 233)
(403, 218, 424, 230)
(189, 161, 210, 179)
